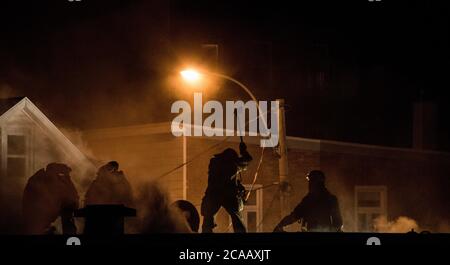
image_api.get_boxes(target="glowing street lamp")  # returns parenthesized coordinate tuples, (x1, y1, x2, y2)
(180, 69, 202, 83)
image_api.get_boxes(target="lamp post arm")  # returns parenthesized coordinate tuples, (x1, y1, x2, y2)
(208, 72, 258, 103)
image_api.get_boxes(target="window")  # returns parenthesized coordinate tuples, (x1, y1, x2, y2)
(7, 135, 26, 155)
(354, 186, 387, 232)
(242, 184, 263, 232)
(7, 134, 28, 179)
(1, 129, 30, 180)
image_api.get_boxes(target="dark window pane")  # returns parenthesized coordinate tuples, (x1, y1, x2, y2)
(247, 211, 257, 232)
(7, 157, 26, 178)
(7, 135, 26, 155)
(357, 191, 381, 207)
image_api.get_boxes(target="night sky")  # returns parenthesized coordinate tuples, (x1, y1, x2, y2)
(0, 0, 449, 150)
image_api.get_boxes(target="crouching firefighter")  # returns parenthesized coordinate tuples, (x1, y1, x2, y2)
(22, 163, 79, 235)
(85, 161, 134, 207)
(201, 142, 252, 233)
(273, 170, 343, 232)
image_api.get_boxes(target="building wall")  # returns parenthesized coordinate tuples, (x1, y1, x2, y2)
(82, 125, 450, 233)
(185, 137, 450, 233)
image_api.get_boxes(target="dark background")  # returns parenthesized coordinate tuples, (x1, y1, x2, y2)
(0, 0, 448, 150)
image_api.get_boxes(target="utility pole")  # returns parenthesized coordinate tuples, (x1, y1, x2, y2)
(277, 99, 290, 218)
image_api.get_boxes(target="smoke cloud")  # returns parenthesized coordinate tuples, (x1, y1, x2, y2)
(374, 215, 419, 233)
(134, 181, 192, 233)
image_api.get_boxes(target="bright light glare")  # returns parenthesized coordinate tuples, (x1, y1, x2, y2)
(180, 69, 202, 82)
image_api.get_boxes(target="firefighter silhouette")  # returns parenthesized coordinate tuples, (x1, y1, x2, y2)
(85, 161, 133, 207)
(22, 163, 79, 234)
(274, 170, 343, 232)
(201, 142, 252, 233)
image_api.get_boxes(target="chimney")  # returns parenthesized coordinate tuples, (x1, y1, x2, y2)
(75, 204, 136, 236)
(413, 101, 437, 150)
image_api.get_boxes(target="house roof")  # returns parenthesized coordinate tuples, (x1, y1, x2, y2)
(0, 97, 25, 116)
(0, 97, 95, 170)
